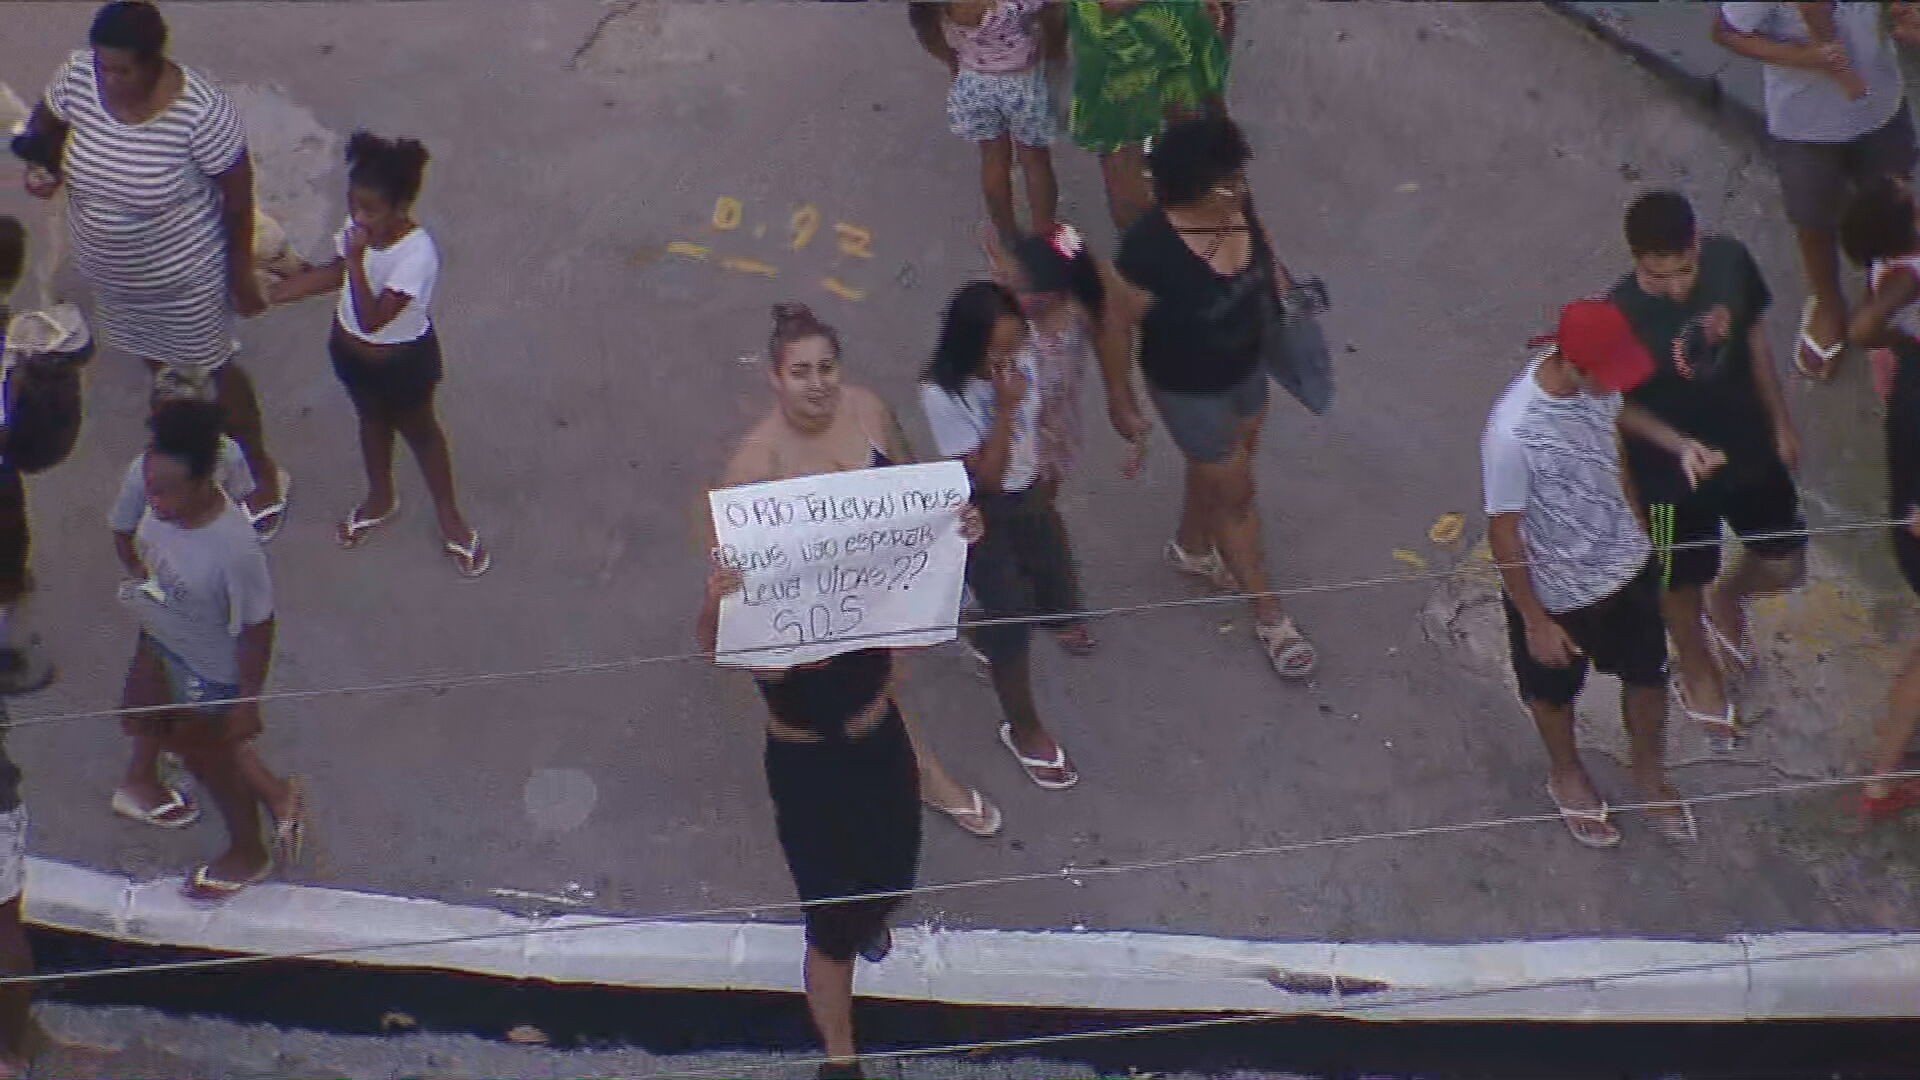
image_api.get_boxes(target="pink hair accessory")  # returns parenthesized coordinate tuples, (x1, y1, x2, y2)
(1050, 223, 1084, 260)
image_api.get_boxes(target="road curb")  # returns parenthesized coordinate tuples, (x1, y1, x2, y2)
(1542, 1, 1768, 143)
(21, 856, 1920, 1021)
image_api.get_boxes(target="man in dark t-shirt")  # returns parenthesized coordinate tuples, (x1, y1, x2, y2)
(1609, 191, 1808, 751)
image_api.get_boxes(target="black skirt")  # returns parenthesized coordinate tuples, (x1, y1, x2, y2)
(758, 650, 921, 962)
(329, 326, 444, 416)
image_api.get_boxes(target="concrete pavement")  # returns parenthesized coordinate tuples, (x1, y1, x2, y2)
(0, 0, 1914, 1020)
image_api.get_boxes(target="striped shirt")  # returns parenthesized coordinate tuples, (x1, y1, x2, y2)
(44, 50, 246, 370)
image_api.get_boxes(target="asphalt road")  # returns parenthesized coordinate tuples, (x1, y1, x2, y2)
(0, 0, 1907, 954)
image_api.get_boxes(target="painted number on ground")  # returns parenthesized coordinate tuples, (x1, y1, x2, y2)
(660, 196, 877, 301)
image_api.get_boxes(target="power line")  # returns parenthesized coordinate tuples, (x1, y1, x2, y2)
(8, 515, 1905, 732)
(3, 766, 1909, 989)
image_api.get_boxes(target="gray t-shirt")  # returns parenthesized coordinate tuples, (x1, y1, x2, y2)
(1482, 359, 1651, 615)
(919, 355, 1041, 493)
(108, 440, 253, 534)
(1722, 2, 1904, 143)
(120, 501, 273, 685)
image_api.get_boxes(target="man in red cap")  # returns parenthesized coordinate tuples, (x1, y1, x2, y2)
(1482, 298, 1723, 848)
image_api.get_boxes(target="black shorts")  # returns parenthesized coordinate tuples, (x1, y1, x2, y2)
(329, 327, 444, 418)
(1772, 103, 1919, 231)
(1503, 562, 1668, 708)
(1644, 456, 1806, 591)
(964, 479, 1083, 666)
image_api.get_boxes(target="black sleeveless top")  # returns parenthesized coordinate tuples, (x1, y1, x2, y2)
(1116, 204, 1274, 395)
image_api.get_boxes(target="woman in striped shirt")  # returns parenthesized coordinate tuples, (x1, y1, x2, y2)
(15, 1, 289, 539)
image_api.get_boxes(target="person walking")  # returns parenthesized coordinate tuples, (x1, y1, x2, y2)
(1839, 177, 1920, 820)
(1712, 1, 1920, 379)
(14, 1, 287, 537)
(699, 303, 997, 1074)
(112, 400, 301, 898)
(1064, 0, 1232, 232)
(1096, 113, 1317, 680)
(1485, 299, 1719, 848)
(1609, 191, 1807, 752)
(0, 219, 55, 698)
(266, 132, 487, 576)
(909, 0, 1063, 243)
(923, 281, 1084, 790)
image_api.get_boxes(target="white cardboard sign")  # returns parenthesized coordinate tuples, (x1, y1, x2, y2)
(708, 461, 972, 669)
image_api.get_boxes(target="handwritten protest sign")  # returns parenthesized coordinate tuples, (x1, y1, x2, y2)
(708, 461, 972, 670)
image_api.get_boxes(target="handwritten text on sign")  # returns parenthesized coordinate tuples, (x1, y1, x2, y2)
(709, 461, 971, 669)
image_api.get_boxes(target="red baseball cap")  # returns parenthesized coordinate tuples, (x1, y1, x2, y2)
(1552, 298, 1654, 392)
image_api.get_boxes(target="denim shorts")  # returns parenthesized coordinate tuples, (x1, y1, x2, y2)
(1146, 364, 1268, 464)
(143, 632, 241, 711)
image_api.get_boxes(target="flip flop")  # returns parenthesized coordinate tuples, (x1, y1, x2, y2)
(110, 786, 200, 829)
(183, 859, 274, 901)
(1795, 297, 1844, 380)
(337, 501, 399, 549)
(445, 530, 491, 579)
(1545, 779, 1621, 849)
(1053, 624, 1099, 657)
(998, 722, 1079, 790)
(1857, 776, 1920, 822)
(246, 469, 292, 542)
(1255, 618, 1318, 680)
(269, 775, 307, 866)
(1672, 677, 1744, 753)
(1701, 612, 1757, 673)
(1638, 797, 1699, 844)
(925, 788, 1003, 838)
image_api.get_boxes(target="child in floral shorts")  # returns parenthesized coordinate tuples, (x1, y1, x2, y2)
(910, 0, 1062, 243)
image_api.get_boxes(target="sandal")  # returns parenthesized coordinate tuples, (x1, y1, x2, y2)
(337, 501, 399, 549)
(269, 775, 307, 866)
(183, 859, 274, 901)
(1255, 618, 1317, 680)
(1858, 776, 1920, 822)
(110, 786, 200, 830)
(1165, 539, 1238, 591)
(1638, 795, 1699, 844)
(1053, 623, 1098, 657)
(1701, 600, 1757, 673)
(246, 470, 292, 542)
(444, 530, 491, 579)
(997, 722, 1078, 790)
(1795, 297, 1844, 380)
(1545, 779, 1621, 849)
(1672, 677, 1743, 753)
(926, 788, 1004, 838)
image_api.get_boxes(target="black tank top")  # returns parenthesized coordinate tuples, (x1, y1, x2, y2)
(1116, 204, 1273, 394)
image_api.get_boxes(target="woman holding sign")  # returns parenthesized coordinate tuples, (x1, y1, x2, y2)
(922, 281, 1083, 791)
(699, 303, 996, 1073)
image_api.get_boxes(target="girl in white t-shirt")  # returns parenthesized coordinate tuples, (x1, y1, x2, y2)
(268, 132, 487, 577)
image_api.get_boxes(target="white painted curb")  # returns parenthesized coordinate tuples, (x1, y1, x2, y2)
(20, 857, 1920, 1020)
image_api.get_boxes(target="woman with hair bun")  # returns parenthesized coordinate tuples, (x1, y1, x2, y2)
(270, 131, 487, 576)
(698, 303, 997, 1072)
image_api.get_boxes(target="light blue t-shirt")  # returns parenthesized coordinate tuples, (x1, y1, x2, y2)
(1722, 2, 1904, 143)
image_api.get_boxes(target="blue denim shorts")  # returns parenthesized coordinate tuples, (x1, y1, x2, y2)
(142, 632, 240, 711)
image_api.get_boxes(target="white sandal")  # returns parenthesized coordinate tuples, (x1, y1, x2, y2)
(1165, 539, 1238, 591)
(1255, 618, 1317, 679)
(926, 788, 1003, 838)
(997, 723, 1078, 790)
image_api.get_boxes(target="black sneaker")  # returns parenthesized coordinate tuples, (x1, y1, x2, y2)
(0, 638, 55, 696)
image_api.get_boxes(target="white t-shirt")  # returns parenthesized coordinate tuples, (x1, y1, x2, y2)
(108, 438, 254, 534)
(1872, 254, 1920, 341)
(1482, 358, 1651, 615)
(1721, 2, 1903, 143)
(920, 356, 1040, 493)
(335, 221, 437, 345)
